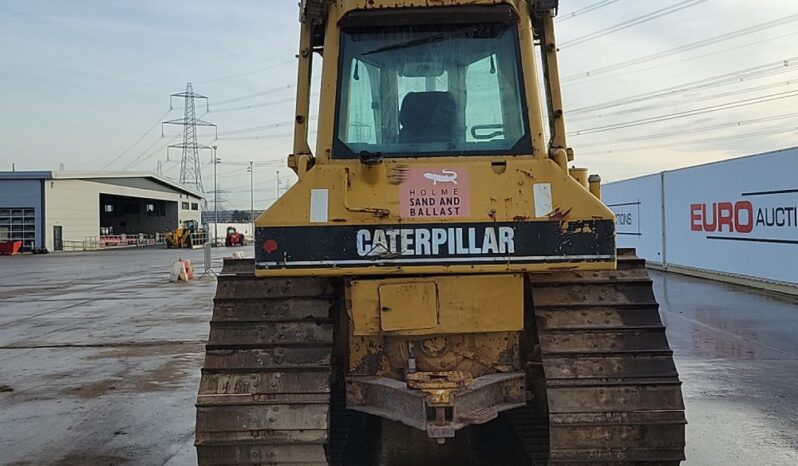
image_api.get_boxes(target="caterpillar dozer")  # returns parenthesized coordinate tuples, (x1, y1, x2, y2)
(166, 220, 204, 249)
(195, 1, 686, 464)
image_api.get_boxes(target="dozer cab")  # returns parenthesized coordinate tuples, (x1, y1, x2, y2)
(195, 1, 686, 464)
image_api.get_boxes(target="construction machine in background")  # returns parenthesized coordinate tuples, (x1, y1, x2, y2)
(165, 220, 204, 249)
(224, 226, 246, 247)
(195, 0, 686, 464)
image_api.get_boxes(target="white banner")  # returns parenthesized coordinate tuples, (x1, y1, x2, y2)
(664, 149, 798, 284)
(604, 148, 798, 285)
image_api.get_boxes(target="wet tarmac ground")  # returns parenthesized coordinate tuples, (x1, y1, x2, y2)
(0, 247, 223, 466)
(654, 271, 798, 466)
(0, 249, 796, 465)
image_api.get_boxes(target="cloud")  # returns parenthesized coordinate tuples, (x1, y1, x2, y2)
(1, 0, 797, 208)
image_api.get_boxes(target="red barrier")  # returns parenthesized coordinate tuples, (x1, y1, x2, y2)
(0, 241, 23, 256)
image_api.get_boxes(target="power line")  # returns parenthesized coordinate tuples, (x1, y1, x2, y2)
(217, 116, 319, 137)
(103, 108, 171, 169)
(569, 79, 798, 122)
(213, 160, 287, 181)
(218, 132, 314, 141)
(218, 121, 294, 136)
(216, 171, 249, 179)
(580, 125, 798, 156)
(560, 0, 707, 49)
(570, 89, 798, 136)
(562, 12, 798, 83)
(212, 84, 296, 107)
(569, 57, 798, 115)
(222, 147, 269, 158)
(123, 134, 180, 171)
(208, 76, 322, 110)
(219, 147, 293, 159)
(218, 160, 284, 167)
(210, 96, 295, 113)
(563, 29, 798, 90)
(194, 59, 295, 84)
(210, 92, 320, 114)
(229, 129, 318, 142)
(558, 0, 623, 23)
(584, 111, 798, 147)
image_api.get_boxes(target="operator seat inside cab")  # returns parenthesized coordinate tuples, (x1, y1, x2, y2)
(399, 91, 458, 144)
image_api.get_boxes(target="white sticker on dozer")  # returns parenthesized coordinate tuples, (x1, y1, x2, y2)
(534, 183, 553, 218)
(310, 189, 329, 223)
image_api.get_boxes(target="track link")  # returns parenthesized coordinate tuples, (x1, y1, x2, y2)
(195, 258, 335, 466)
(518, 249, 686, 465)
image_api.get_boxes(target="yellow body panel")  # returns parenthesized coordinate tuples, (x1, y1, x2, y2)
(255, 0, 615, 278)
(349, 274, 523, 336)
(264, 159, 612, 226)
(255, 158, 615, 277)
(378, 281, 439, 332)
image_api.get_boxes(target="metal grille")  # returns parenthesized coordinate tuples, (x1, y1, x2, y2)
(0, 208, 36, 248)
(300, 0, 329, 24)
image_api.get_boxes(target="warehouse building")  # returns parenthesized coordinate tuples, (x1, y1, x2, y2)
(0, 171, 203, 251)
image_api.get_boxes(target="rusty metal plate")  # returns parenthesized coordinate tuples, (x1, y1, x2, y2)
(195, 428, 328, 446)
(196, 393, 330, 407)
(538, 328, 670, 353)
(208, 321, 333, 346)
(531, 282, 656, 307)
(199, 371, 331, 396)
(546, 382, 684, 414)
(196, 403, 329, 432)
(203, 348, 331, 370)
(215, 275, 334, 300)
(542, 353, 678, 380)
(550, 423, 685, 449)
(196, 443, 327, 465)
(379, 281, 439, 331)
(212, 297, 332, 322)
(535, 304, 664, 330)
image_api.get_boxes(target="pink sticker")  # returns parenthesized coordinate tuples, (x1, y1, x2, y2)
(400, 168, 470, 218)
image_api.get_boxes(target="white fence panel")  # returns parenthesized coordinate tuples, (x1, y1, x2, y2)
(604, 148, 798, 287)
(603, 174, 664, 265)
(663, 149, 798, 285)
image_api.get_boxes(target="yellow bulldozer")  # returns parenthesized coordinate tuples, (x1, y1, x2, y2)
(165, 220, 203, 249)
(195, 1, 686, 464)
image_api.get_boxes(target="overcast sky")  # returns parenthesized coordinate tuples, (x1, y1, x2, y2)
(1, 0, 797, 209)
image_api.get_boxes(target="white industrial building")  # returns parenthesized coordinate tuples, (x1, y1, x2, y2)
(0, 171, 203, 252)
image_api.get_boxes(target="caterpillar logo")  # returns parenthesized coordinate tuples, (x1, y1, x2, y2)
(254, 220, 617, 269)
(356, 226, 515, 257)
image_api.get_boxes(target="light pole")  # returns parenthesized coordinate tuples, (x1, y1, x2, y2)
(247, 161, 254, 239)
(276, 169, 281, 198)
(212, 145, 220, 247)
